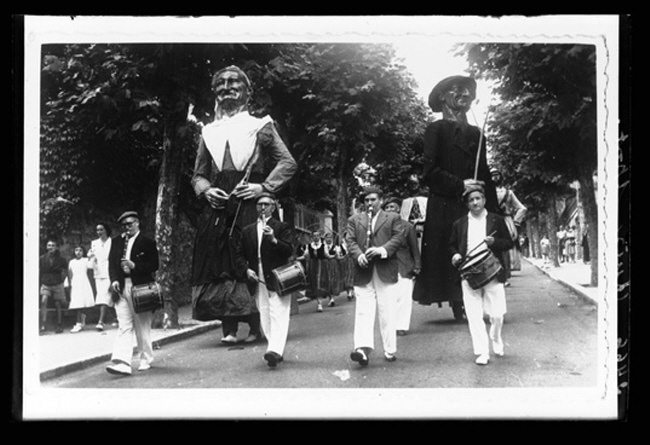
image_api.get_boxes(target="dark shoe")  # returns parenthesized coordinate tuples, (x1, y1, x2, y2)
(384, 352, 397, 362)
(350, 348, 369, 366)
(264, 351, 283, 368)
(397, 330, 409, 336)
(55, 325, 63, 334)
(106, 362, 132, 376)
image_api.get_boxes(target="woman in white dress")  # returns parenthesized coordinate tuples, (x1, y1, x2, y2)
(68, 245, 96, 333)
(88, 222, 113, 330)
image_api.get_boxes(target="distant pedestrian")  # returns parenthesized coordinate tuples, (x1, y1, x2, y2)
(106, 211, 159, 376)
(450, 185, 513, 365)
(383, 196, 421, 336)
(88, 222, 115, 330)
(68, 245, 95, 333)
(39, 239, 68, 334)
(323, 232, 343, 307)
(540, 235, 551, 265)
(346, 186, 404, 366)
(565, 226, 577, 263)
(582, 227, 590, 264)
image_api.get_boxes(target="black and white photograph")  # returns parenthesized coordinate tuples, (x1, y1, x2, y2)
(17, 15, 625, 420)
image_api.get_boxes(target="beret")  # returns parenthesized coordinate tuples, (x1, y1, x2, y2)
(256, 191, 276, 202)
(382, 196, 402, 209)
(462, 184, 486, 201)
(117, 211, 139, 223)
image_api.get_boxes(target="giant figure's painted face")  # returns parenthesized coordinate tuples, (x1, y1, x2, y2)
(213, 69, 250, 109)
(441, 82, 474, 113)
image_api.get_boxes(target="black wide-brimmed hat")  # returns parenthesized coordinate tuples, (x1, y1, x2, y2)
(428, 75, 477, 112)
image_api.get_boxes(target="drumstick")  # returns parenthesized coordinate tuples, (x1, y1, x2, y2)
(473, 104, 492, 180)
(465, 230, 497, 258)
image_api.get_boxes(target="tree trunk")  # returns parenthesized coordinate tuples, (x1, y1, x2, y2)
(335, 145, 350, 237)
(545, 198, 561, 267)
(153, 120, 184, 329)
(577, 168, 598, 287)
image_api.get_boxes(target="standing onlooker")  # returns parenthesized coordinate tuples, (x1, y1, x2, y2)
(88, 222, 114, 331)
(540, 235, 551, 265)
(189, 65, 297, 344)
(565, 226, 577, 263)
(338, 233, 355, 301)
(449, 185, 513, 365)
(346, 186, 404, 366)
(39, 239, 68, 334)
(383, 197, 421, 336)
(412, 75, 498, 318)
(581, 226, 590, 264)
(106, 211, 160, 376)
(237, 193, 295, 367)
(68, 245, 96, 333)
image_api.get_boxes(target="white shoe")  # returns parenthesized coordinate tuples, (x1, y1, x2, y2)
(138, 362, 152, 371)
(493, 340, 505, 357)
(475, 354, 490, 365)
(317, 303, 323, 312)
(70, 323, 83, 333)
(106, 362, 132, 376)
(221, 334, 238, 344)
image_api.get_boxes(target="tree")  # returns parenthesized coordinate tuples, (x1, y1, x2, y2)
(465, 43, 599, 285)
(258, 43, 428, 235)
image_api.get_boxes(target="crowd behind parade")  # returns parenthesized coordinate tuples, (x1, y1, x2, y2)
(38, 65, 589, 377)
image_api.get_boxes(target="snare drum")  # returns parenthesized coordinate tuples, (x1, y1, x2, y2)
(459, 249, 503, 290)
(271, 262, 307, 297)
(131, 282, 163, 313)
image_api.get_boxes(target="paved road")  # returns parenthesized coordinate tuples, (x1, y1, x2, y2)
(43, 261, 598, 390)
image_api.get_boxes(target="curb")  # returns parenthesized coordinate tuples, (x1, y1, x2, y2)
(39, 321, 221, 381)
(524, 259, 597, 306)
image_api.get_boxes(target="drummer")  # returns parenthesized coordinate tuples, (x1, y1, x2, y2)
(449, 185, 513, 366)
(237, 192, 296, 368)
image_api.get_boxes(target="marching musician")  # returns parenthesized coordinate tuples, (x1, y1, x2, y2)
(449, 185, 513, 366)
(106, 211, 159, 376)
(236, 192, 295, 368)
(345, 186, 404, 366)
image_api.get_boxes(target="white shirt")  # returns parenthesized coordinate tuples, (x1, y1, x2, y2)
(125, 231, 140, 261)
(467, 209, 488, 255)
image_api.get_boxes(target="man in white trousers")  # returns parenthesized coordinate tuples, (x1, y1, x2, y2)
(106, 211, 159, 376)
(449, 185, 513, 365)
(346, 186, 404, 366)
(383, 197, 421, 336)
(238, 193, 295, 368)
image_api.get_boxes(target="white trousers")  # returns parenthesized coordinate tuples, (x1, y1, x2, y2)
(111, 279, 153, 367)
(256, 264, 291, 356)
(353, 268, 397, 355)
(394, 275, 413, 331)
(461, 278, 506, 356)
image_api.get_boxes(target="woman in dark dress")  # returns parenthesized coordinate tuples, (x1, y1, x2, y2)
(412, 75, 498, 320)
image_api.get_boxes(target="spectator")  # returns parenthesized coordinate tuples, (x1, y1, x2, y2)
(88, 222, 115, 330)
(68, 245, 96, 333)
(39, 239, 68, 334)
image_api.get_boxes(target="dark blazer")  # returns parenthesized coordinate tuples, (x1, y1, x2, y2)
(346, 210, 404, 286)
(448, 212, 514, 284)
(239, 217, 294, 293)
(396, 219, 422, 279)
(108, 232, 159, 289)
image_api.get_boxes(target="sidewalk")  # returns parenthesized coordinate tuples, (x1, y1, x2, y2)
(523, 257, 598, 305)
(38, 305, 221, 381)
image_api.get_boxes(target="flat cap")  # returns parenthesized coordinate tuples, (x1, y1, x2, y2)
(117, 211, 139, 223)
